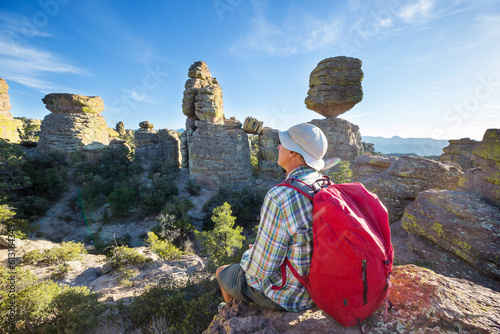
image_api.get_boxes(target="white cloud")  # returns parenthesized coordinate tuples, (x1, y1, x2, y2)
(397, 0, 435, 23)
(123, 89, 154, 103)
(230, 13, 341, 57)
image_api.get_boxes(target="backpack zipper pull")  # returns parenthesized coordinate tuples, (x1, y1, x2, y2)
(362, 259, 368, 305)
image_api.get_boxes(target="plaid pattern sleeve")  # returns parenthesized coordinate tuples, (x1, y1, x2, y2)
(240, 166, 320, 311)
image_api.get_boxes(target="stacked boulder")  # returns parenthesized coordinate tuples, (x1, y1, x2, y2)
(0, 78, 22, 143)
(37, 93, 109, 153)
(181, 62, 252, 188)
(305, 57, 365, 173)
(439, 138, 478, 170)
(134, 121, 181, 166)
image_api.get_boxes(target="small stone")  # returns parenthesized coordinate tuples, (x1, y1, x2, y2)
(243, 117, 263, 135)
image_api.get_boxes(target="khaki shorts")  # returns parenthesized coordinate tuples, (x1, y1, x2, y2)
(217, 263, 285, 311)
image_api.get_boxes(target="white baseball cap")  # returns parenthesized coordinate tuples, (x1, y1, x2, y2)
(278, 123, 328, 170)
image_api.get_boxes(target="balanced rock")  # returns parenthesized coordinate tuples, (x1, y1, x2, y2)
(305, 57, 363, 118)
(0, 78, 22, 143)
(460, 129, 500, 207)
(115, 121, 126, 136)
(42, 93, 104, 114)
(205, 265, 500, 334)
(352, 155, 463, 222)
(243, 116, 263, 135)
(139, 121, 154, 129)
(439, 137, 478, 170)
(401, 189, 500, 280)
(37, 93, 109, 153)
(182, 61, 224, 124)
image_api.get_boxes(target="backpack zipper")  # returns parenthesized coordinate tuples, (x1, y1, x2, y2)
(362, 259, 368, 305)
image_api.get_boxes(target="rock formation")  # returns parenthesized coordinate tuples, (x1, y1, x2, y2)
(205, 265, 500, 334)
(352, 155, 463, 222)
(37, 93, 109, 153)
(309, 118, 364, 170)
(305, 57, 363, 118)
(460, 129, 500, 208)
(243, 117, 263, 135)
(401, 189, 500, 280)
(182, 62, 252, 188)
(115, 121, 126, 136)
(182, 61, 224, 124)
(134, 121, 181, 166)
(439, 137, 478, 170)
(0, 78, 22, 143)
(188, 119, 253, 188)
(258, 127, 284, 180)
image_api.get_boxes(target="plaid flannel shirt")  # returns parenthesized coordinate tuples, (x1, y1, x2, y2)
(240, 166, 320, 311)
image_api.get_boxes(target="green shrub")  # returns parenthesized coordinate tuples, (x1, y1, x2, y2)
(187, 179, 201, 196)
(329, 160, 352, 184)
(162, 196, 194, 235)
(145, 231, 184, 260)
(196, 202, 245, 272)
(117, 268, 136, 287)
(0, 267, 104, 333)
(142, 175, 179, 214)
(23, 241, 87, 265)
(107, 183, 137, 217)
(202, 186, 263, 229)
(107, 245, 152, 270)
(128, 278, 221, 333)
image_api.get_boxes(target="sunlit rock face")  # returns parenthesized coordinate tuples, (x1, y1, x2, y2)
(0, 78, 22, 143)
(37, 93, 109, 153)
(305, 56, 363, 118)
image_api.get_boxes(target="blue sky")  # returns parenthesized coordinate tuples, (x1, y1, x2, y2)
(1, 0, 499, 140)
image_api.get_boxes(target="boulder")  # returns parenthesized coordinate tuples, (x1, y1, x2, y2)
(460, 129, 500, 208)
(187, 120, 253, 188)
(205, 265, 500, 334)
(139, 121, 154, 129)
(305, 57, 363, 118)
(42, 93, 104, 114)
(352, 155, 462, 222)
(115, 121, 126, 136)
(439, 137, 478, 170)
(182, 61, 224, 124)
(0, 78, 22, 143)
(401, 189, 500, 280)
(243, 117, 263, 135)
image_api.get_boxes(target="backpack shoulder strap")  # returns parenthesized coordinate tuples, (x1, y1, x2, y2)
(277, 178, 316, 201)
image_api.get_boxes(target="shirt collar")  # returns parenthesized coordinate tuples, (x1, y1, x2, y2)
(286, 165, 317, 180)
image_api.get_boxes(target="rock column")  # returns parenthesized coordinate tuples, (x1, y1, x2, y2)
(0, 78, 22, 143)
(37, 93, 109, 153)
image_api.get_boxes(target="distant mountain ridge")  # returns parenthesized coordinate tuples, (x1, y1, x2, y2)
(363, 136, 449, 156)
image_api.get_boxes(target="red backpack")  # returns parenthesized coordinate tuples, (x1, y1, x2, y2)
(271, 177, 393, 327)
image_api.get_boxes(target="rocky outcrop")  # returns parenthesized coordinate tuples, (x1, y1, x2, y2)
(181, 62, 253, 187)
(352, 155, 463, 222)
(42, 93, 105, 114)
(205, 265, 500, 334)
(182, 61, 224, 124)
(37, 93, 109, 153)
(401, 189, 500, 280)
(243, 117, 263, 135)
(310, 118, 364, 171)
(460, 129, 500, 208)
(305, 57, 363, 118)
(0, 78, 22, 143)
(133, 122, 181, 165)
(188, 119, 253, 188)
(440, 137, 478, 170)
(258, 127, 284, 180)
